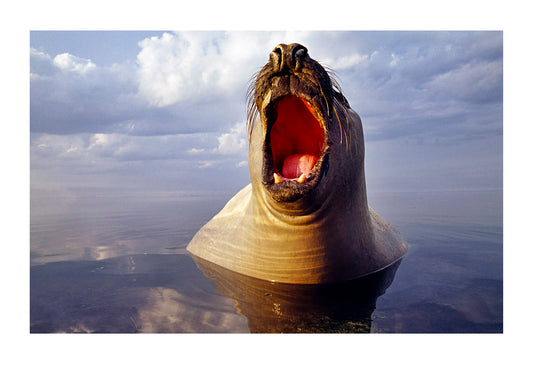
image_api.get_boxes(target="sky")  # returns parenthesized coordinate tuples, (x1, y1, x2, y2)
(30, 31, 503, 202)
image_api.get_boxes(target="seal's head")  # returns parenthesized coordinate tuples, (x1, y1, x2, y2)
(247, 43, 364, 213)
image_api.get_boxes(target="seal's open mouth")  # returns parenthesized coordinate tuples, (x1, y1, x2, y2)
(270, 96, 325, 183)
(261, 93, 329, 202)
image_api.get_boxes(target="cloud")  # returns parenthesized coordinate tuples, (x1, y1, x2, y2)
(30, 40, 250, 137)
(136, 32, 234, 107)
(425, 59, 503, 104)
(30, 48, 145, 135)
(187, 148, 205, 155)
(322, 52, 369, 70)
(53, 52, 96, 73)
(32, 132, 215, 164)
(30, 48, 59, 77)
(216, 122, 247, 155)
(135, 31, 314, 107)
(328, 32, 503, 144)
(30, 121, 250, 185)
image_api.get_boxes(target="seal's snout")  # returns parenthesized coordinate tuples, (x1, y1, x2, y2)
(270, 43, 308, 73)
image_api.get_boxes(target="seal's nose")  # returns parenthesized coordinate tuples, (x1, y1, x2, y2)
(270, 43, 308, 73)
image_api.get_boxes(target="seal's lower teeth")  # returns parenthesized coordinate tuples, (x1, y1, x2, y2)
(273, 172, 307, 184)
(296, 173, 306, 183)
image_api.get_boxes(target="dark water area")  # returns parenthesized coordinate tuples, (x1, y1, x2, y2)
(30, 188, 503, 333)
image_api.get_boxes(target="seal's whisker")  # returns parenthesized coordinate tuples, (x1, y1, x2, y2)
(320, 87, 331, 118)
(246, 106, 259, 141)
(305, 75, 331, 118)
(332, 104, 347, 148)
(324, 68, 353, 148)
(245, 71, 261, 140)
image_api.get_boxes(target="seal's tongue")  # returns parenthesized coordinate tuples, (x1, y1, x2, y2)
(282, 154, 318, 179)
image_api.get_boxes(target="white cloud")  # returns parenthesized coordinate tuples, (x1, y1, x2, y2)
(187, 148, 205, 155)
(135, 31, 314, 107)
(90, 133, 117, 147)
(31, 133, 91, 157)
(31, 132, 217, 165)
(136, 32, 243, 107)
(322, 52, 369, 70)
(389, 53, 400, 67)
(216, 122, 247, 155)
(198, 161, 217, 169)
(53, 52, 96, 74)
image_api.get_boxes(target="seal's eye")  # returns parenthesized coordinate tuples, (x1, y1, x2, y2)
(270, 96, 324, 180)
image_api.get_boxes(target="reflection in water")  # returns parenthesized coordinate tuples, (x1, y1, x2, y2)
(30, 254, 249, 333)
(192, 255, 402, 333)
(31, 251, 402, 333)
(30, 191, 226, 266)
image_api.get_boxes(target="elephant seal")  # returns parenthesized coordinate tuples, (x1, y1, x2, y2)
(187, 43, 407, 284)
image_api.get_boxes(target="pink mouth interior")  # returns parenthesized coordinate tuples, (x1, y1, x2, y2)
(270, 96, 324, 179)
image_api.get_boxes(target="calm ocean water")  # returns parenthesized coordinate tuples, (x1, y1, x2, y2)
(30, 188, 503, 333)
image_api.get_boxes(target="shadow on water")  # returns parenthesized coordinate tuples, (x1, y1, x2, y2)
(192, 255, 402, 333)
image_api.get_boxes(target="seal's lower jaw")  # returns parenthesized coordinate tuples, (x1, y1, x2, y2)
(262, 95, 328, 203)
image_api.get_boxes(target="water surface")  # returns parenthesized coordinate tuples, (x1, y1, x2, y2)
(30, 188, 503, 333)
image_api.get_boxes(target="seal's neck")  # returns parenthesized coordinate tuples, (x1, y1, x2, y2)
(250, 162, 375, 251)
